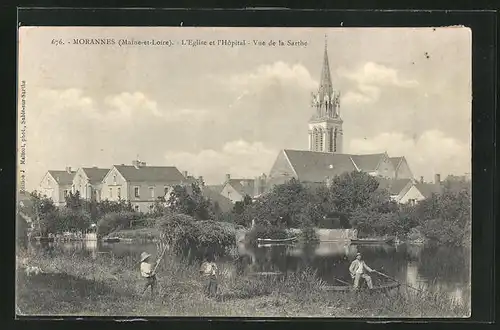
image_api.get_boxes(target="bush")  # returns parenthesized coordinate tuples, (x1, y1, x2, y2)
(97, 211, 143, 237)
(56, 208, 93, 233)
(156, 213, 236, 259)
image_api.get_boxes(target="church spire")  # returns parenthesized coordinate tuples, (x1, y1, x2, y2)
(318, 35, 334, 102)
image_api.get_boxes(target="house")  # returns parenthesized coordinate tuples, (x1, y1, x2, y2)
(397, 175, 443, 205)
(71, 167, 110, 201)
(100, 160, 186, 212)
(219, 174, 256, 203)
(375, 178, 414, 203)
(266, 149, 413, 189)
(36, 167, 76, 206)
(163, 179, 235, 213)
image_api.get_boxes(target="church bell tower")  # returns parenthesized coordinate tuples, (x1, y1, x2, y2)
(308, 37, 343, 153)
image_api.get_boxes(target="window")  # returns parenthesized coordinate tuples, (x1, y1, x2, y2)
(63, 190, 68, 197)
(150, 187, 154, 199)
(117, 187, 121, 199)
(333, 127, 338, 152)
(134, 187, 140, 198)
(164, 186, 169, 195)
(113, 175, 117, 185)
(329, 128, 334, 152)
(134, 205, 140, 211)
(109, 187, 113, 198)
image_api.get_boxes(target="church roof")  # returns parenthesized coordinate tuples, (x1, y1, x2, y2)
(283, 149, 357, 182)
(114, 165, 185, 183)
(351, 153, 386, 172)
(389, 157, 404, 170)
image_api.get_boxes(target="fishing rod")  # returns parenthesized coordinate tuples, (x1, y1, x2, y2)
(333, 277, 352, 286)
(373, 270, 426, 294)
(152, 243, 169, 274)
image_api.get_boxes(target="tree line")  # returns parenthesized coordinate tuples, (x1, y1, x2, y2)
(18, 171, 471, 246)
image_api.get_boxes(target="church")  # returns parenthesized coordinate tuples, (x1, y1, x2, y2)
(265, 40, 414, 190)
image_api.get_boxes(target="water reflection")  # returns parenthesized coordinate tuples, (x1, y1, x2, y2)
(28, 239, 470, 303)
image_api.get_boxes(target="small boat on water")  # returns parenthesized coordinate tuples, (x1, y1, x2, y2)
(257, 237, 298, 244)
(350, 237, 395, 245)
(102, 237, 121, 243)
(323, 281, 400, 293)
(249, 271, 284, 277)
(35, 236, 54, 242)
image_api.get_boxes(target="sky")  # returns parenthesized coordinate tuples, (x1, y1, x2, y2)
(18, 27, 471, 191)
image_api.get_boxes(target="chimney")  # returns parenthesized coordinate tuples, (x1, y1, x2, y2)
(225, 174, 231, 181)
(198, 176, 204, 186)
(66, 166, 72, 173)
(420, 176, 424, 184)
(434, 173, 441, 184)
(132, 160, 139, 169)
(140, 161, 146, 167)
(183, 171, 188, 178)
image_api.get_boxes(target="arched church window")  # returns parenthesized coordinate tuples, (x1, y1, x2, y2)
(319, 128, 324, 151)
(328, 128, 334, 152)
(334, 127, 338, 152)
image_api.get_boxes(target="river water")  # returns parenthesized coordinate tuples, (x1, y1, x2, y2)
(28, 240, 470, 305)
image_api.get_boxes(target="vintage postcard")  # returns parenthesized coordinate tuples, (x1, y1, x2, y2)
(16, 26, 471, 318)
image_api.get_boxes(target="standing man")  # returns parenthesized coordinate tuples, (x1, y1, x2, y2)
(199, 254, 218, 298)
(349, 252, 374, 290)
(140, 252, 157, 297)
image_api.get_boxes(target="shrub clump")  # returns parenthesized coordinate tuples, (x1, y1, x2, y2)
(97, 211, 144, 238)
(156, 213, 236, 258)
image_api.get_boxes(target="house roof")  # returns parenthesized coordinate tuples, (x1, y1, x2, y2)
(48, 170, 76, 185)
(350, 153, 385, 172)
(114, 165, 185, 183)
(226, 179, 255, 197)
(202, 187, 234, 213)
(283, 149, 357, 182)
(206, 185, 224, 194)
(389, 157, 404, 170)
(376, 177, 413, 196)
(82, 167, 110, 184)
(414, 183, 443, 198)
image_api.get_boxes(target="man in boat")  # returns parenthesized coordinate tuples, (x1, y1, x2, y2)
(140, 252, 157, 297)
(349, 252, 374, 290)
(199, 254, 218, 298)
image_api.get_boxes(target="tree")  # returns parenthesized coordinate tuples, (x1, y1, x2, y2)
(327, 171, 383, 214)
(167, 183, 213, 220)
(29, 192, 57, 236)
(190, 182, 213, 220)
(65, 191, 82, 210)
(240, 178, 320, 228)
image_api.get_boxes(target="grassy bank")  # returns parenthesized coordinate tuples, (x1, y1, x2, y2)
(16, 250, 469, 317)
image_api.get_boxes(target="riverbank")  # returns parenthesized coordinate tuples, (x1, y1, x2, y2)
(16, 250, 469, 317)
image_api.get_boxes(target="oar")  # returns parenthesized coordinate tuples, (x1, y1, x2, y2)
(333, 277, 352, 286)
(373, 270, 426, 294)
(152, 243, 169, 274)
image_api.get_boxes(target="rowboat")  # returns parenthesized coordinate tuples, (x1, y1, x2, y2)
(257, 237, 298, 244)
(323, 281, 400, 292)
(248, 271, 284, 277)
(350, 237, 395, 245)
(102, 237, 121, 243)
(34, 236, 54, 242)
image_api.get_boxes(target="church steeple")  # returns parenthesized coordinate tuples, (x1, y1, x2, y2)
(318, 37, 334, 103)
(308, 35, 343, 154)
